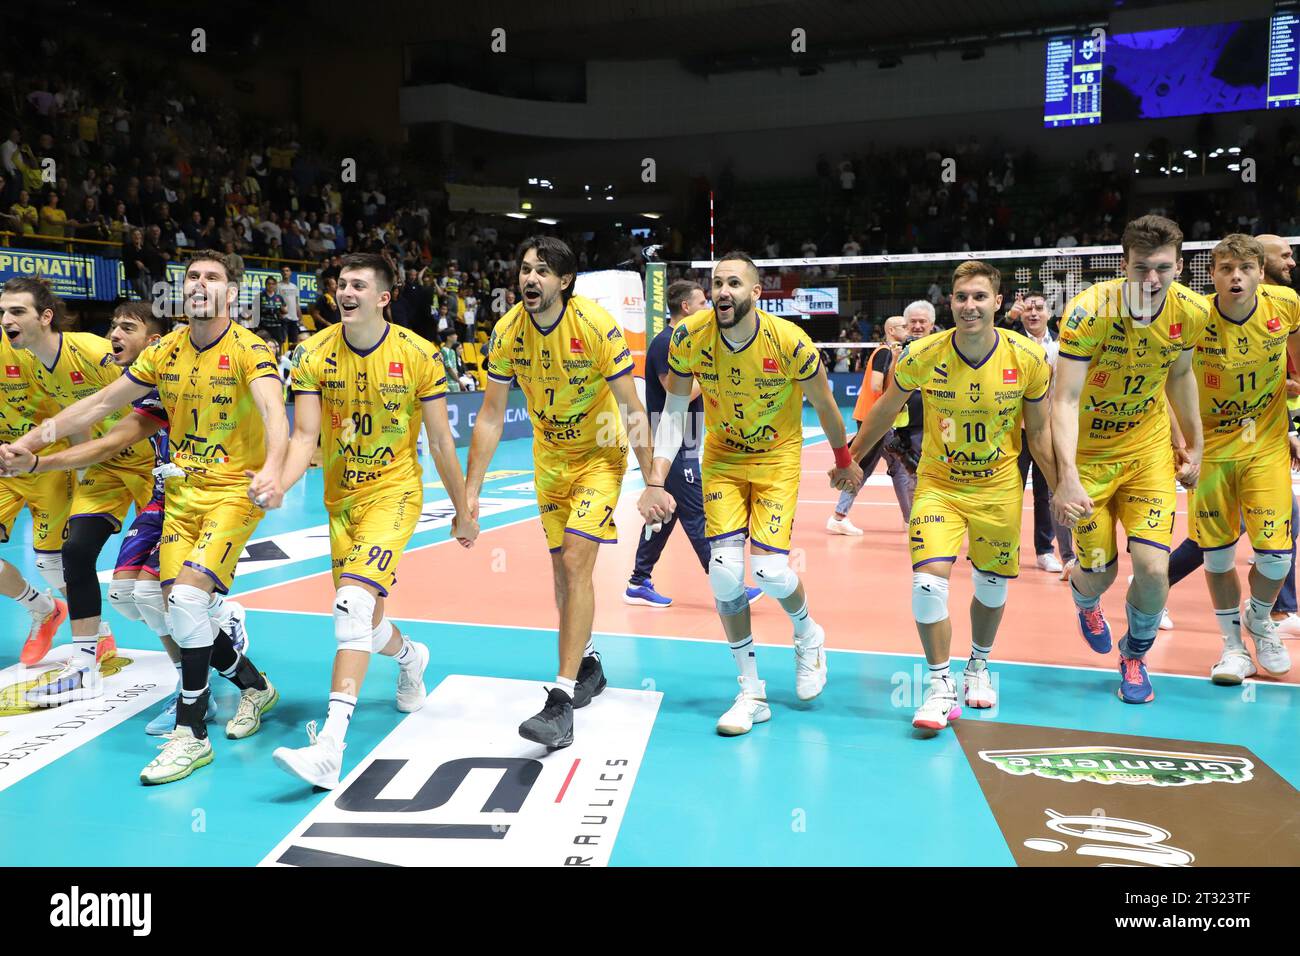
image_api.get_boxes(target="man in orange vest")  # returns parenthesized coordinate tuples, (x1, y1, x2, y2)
(827, 314, 909, 535)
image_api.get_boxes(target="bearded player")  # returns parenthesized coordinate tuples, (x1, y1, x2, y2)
(640, 251, 860, 736)
(470, 237, 656, 750)
(836, 261, 1053, 731)
(272, 253, 477, 789)
(1051, 215, 1211, 704)
(0, 250, 287, 784)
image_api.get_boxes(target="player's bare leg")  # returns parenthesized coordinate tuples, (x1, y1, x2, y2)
(520, 535, 602, 750)
(1111, 543, 1168, 703)
(751, 544, 827, 702)
(275, 584, 426, 789)
(1206, 546, 1292, 683)
(1068, 556, 1118, 653)
(155, 568, 276, 753)
(912, 560, 961, 732)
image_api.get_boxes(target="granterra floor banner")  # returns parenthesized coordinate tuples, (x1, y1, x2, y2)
(955, 721, 1300, 867)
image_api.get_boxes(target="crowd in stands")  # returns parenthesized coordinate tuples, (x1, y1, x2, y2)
(4, 30, 1300, 389)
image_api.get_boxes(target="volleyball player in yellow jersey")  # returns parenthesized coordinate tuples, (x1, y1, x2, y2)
(1, 250, 288, 785)
(0, 281, 73, 666)
(641, 251, 859, 736)
(838, 261, 1054, 732)
(1188, 235, 1300, 684)
(272, 254, 478, 789)
(471, 237, 655, 750)
(0, 279, 155, 702)
(1051, 216, 1211, 705)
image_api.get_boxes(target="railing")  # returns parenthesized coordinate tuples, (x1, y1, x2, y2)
(0, 230, 321, 270)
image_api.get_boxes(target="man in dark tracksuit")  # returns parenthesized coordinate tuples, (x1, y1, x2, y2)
(625, 280, 761, 608)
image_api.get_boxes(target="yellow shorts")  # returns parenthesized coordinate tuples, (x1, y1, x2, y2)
(535, 450, 626, 552)
(702, 452, 800, 553)
(909, 479, 1024, 577)
(0, 470, 75, 553)
(1194, 449, 1293, 553)
(72, 460, 153, 530)
(330, 489, 422, 596)
(159, 486, 264, 593)
(1074, 448, 1177, 573)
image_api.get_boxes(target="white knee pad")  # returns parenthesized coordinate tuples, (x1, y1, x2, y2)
(167, 583, 215, 649)
(1254, 550, 1292, 581)
(335, 584, 377, 653)
(35, 552, 64, 591)
(107, 579, 144, 622)
(134, 578, 169, 637)
(1204, 541, 1237, 573)
(912, 572, 950, 624)
(709, 537, 748, 615)
(751, 551, 799, 600)
(371, 617, 395, 652)
(972, 571, 1009, 609)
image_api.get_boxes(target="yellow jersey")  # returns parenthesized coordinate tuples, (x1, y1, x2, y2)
(485, 296, 634, 459)
(127, 321, 281, 490)
(1194, 284, 1300, 462)
(26, 331, 153, 472)
(1058, 279, 1211, 464)
(667, 308, 820, 460)
(893, 328, 1051, 491)
(290, 322, 447, 511)
(0, 335, 62, 446)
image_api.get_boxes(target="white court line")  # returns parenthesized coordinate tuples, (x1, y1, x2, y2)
(243, 606, 1298, 689)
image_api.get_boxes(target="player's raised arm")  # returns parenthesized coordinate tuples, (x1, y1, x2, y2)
(1163, 347, 1202, 489)
(420, 393, 477, 547)
(0, 411, 161, 477)
(1, 373, 149, 462)
(280, 389, 322, 495)
(1049, 354, 1092, 525)
(465, 376, 511, 518)
(246, 374, 290, 509)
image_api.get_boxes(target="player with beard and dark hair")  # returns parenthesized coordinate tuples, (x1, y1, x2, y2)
(640, 251, 860, 736)
(469, 237, 657, 749)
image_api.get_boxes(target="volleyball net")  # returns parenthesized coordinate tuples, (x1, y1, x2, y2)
(662, 237, 1300, 365)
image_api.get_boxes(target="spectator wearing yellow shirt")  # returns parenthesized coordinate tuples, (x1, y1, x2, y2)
(10, 189, 38, 235)
(39, 192, 68, 239)
(78, 107, 99, 144)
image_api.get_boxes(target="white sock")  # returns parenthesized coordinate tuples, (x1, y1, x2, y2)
(323, 692, 357, 743)
(729, 636, 760, 682)
(1247, 596, 1273, 625)
(928, 660, 951, 682)
(789, 601, 818, 643)
(552, 676, 576, 700)
(1216, 608, 1244, 651)
(970, 641, 993, 663)
(395, 637, 418, 666)
(18, 586, 54, 618)
(583, 637, 595, 658)
(72, 633, 97, 662)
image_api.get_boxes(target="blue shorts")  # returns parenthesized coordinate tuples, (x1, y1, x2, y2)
(115, 503, 163, 576)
